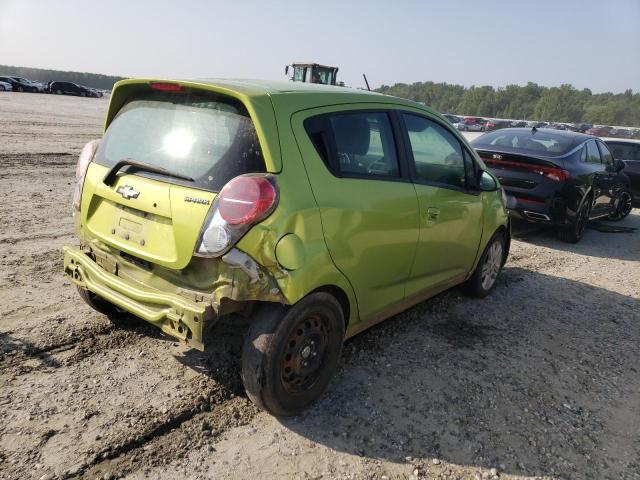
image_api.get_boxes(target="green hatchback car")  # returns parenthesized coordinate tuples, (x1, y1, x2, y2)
(64, 79, 510, 415)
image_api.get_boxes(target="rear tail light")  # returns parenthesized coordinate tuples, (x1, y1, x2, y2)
(482, 157, 570, 182)
(73, 139, 100, 212)
(195, 174, 278, 257)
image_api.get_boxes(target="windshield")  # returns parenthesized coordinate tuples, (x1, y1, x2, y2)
(94, 90, 266, 191)
(472, 129, 575, 156)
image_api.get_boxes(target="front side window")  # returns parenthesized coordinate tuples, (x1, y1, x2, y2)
(95, 90, 266, 191)
(403, 114, 466, 188)
(585, 140, 601, 164)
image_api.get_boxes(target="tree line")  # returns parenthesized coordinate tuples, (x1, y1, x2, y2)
(377, 82, 640, 127)
(0, 65, 125, 91)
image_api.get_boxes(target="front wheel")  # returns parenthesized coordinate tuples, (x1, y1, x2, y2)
(607, 190, 633, 221)
(462, 232, 505, 298)
(241, 293, 345, 416)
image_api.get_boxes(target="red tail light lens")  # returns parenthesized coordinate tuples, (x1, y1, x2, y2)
(482, 157, 570, 182)
(218, 176, 276, 225)
(149, 82, 185, 92)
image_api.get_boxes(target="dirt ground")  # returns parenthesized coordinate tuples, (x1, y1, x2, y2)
(0, 92, 638, 480)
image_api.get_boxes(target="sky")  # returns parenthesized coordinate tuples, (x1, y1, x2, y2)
(0, 0, 639, 93)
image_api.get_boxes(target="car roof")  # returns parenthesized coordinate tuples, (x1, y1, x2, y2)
(181, 78, 380, 96)
(112, 77, 437, 113)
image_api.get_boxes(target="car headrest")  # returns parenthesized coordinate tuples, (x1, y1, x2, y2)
(332, 115, 371, 155)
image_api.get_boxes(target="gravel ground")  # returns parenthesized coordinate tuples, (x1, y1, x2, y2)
(0, 92, 638, 480)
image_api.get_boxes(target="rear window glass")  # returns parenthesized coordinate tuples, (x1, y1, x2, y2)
(94, 90, 266, 192)
(472, 129, 574, 156)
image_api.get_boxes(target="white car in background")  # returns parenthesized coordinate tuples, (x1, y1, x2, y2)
(0, 80, 13, 91)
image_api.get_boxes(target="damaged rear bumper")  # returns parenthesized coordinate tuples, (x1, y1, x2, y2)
(64, 245, 208, 350)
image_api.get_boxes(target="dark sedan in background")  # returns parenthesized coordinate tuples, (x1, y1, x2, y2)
(49, 81, 94, 97)
(604, 139, 640, 208)
(0, 76, 39, 92)
(471, 128, 632, 243)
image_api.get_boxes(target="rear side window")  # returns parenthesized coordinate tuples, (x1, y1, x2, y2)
(95, 90, 266, 192)
(403, 114, 466, 189)
(597, 142, 614, 166)
(585, 140, 601, 164)
(304, 111, 400, 178)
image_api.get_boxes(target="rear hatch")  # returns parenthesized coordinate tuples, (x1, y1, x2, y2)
(476, 150, 567, 195)
(472, 129, 574, 204)
(79, 82, 269, 270)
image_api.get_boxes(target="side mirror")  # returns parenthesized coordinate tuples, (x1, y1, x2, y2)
(615, 159, 625, 172)
(285, 65, 289, 76)
(478, 171, 498, 191)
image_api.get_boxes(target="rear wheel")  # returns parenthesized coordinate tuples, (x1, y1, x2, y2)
(607, 190, 633, 221)
(241, 293, 345, 416)
(462, 232, 505, 298)
(76, 286, 119, 317)
(56, 90, 62, 95)
(558, 198, 590, 243)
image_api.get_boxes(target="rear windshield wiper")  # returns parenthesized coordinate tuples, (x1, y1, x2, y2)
(103, 158, 194, 186)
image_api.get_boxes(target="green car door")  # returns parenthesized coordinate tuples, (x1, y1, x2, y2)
(398, 113, 484, 299)
(292, 106, 420, 326)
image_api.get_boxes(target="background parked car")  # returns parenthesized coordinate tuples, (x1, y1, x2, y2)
(443, 114, 462, 124)
(576, 123, 593, 133)
(510, 121, 527, 128)
(471, 128, 632, 242)
(458, 117, 486, 132)
(603, 138, 640, 207)
(0, 80, 13, 91)
(0, 76, 38, 92)
(585, 126, 613, 136)
(485, 120, 511, 132)
(11, 77, 47, 92)
(49, 81, 95, 97)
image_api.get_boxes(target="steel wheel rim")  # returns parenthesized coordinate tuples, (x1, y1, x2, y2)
(481, 241, 503, 290)
(280, 313, 328, 394)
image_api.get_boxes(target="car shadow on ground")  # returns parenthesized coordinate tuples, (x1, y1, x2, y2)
(511, 212, 639, 261)
(0, 331, 61, 368)
(275, 267, 639, 478)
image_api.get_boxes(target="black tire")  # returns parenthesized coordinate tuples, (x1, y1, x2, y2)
(558, 197, 591, 243)
(0, 86, 5, 92)
(241, 293, 345, 417)
(56, 90, 62, 95)
(76, 285, 119, 317)
(462, 231, 505, 298)
(607, 190, 633, 221)
(17, 86, 24, 92)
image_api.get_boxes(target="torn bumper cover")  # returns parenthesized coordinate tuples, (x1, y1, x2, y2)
(64, 245, 208, 349)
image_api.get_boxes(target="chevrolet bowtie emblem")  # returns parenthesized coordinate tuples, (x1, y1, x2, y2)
(116, 185, 140, 200)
